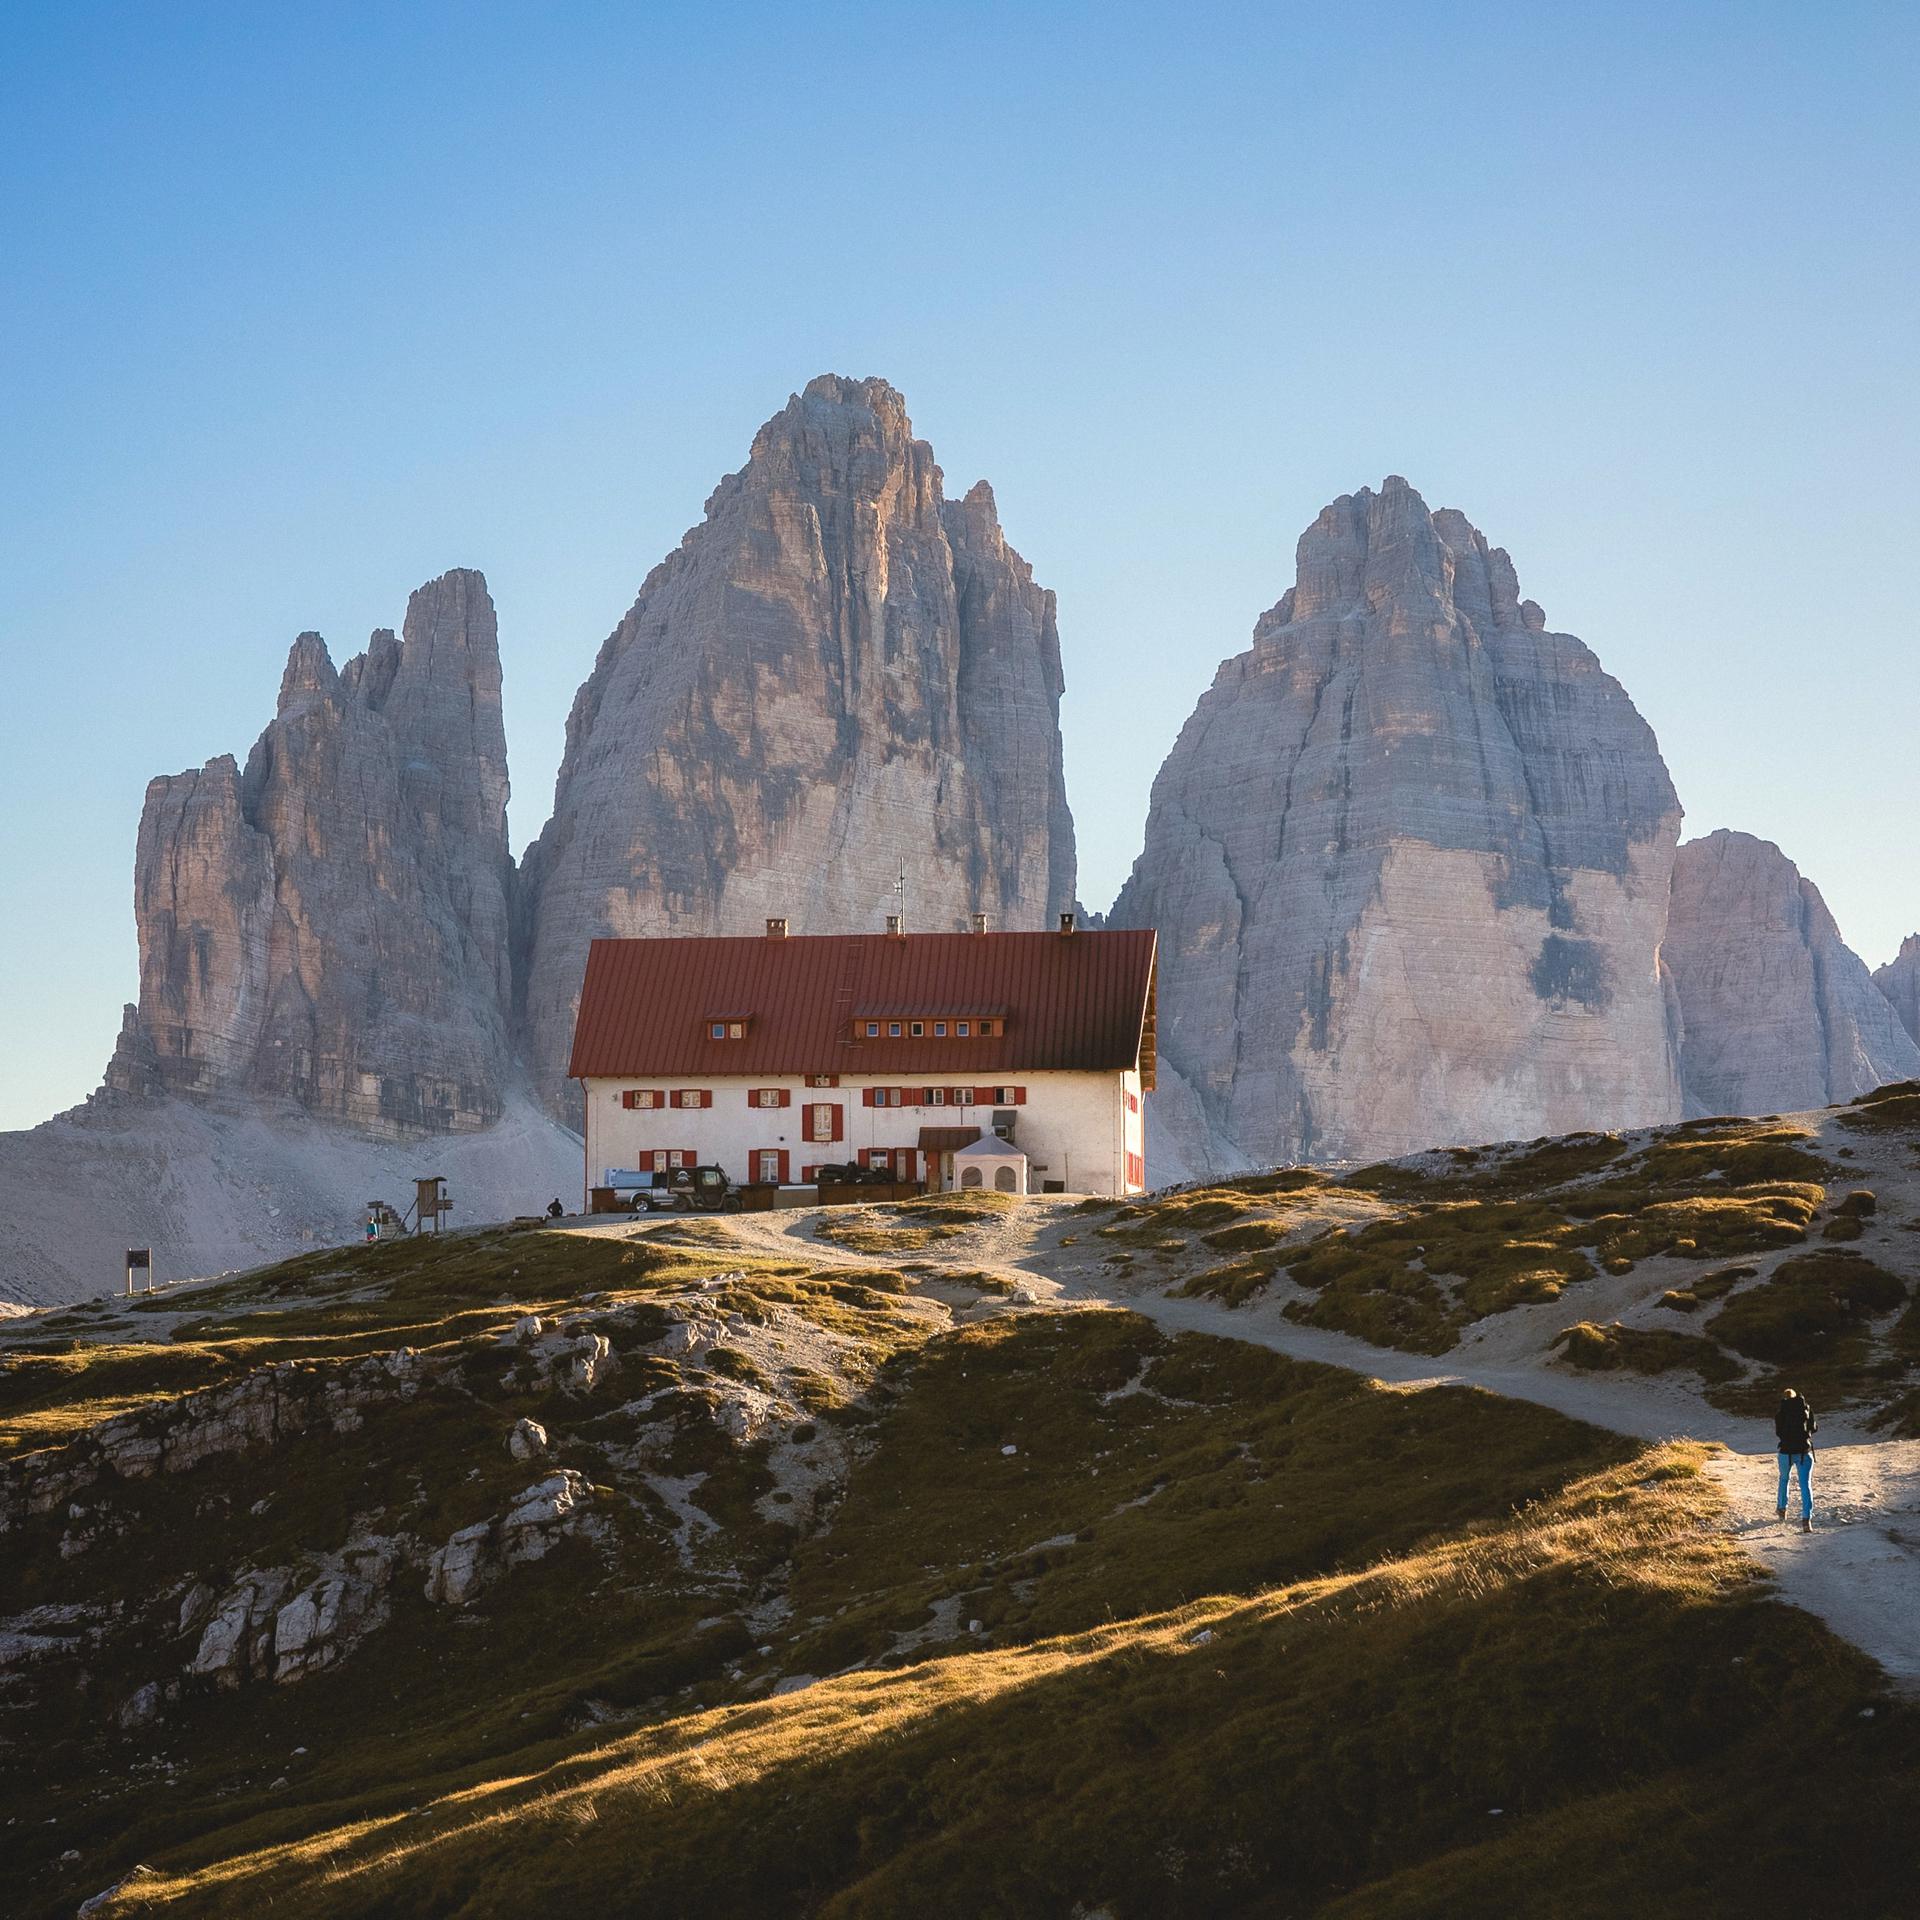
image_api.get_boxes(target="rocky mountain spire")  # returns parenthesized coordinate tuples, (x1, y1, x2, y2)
(1111, 477, 1684, 1172)
(1665, 832, 1920, 1114)
(1873, 934, 1920, 1052)
(515, 374, 1078, 1115)
(105, 569, 515, 1135)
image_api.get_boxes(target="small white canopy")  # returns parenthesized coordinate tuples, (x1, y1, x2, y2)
(953, 1134, 1028, 1195)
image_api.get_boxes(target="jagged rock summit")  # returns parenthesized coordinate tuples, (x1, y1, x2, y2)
(515, 374, 1078, 1113)
(1664, 831, 1920, 1114)
(104, 569, 515, 1136)
(1113, 476, 1684, 1173)
(1873, 934, 1920, 1050)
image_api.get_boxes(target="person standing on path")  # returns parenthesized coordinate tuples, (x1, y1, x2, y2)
(1775, 1388, 1816, 1533)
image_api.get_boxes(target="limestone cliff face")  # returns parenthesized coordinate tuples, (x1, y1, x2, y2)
(1112, 477, 1683, 1169)
(106, 570, 515, 1135)
(1665, 832, 1920, 1115)
(1873, 935, 1920, 1052)
(516, 374, 1078, 1112)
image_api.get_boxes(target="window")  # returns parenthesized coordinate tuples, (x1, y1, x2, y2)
(865, 1022, 880, 1038)
(708, 1020, 746, 1040)
(805, 1102, 842, 1144)
(675, 1088, 712, 1109)
(956, 1021, 970, 1037)
(990, 1085, 1026, 1105)
(933, 1021, 947, 1037)
(806, 1073, 840, 1088)
(960, 1165, 983, 1189)
(927, 1087, 946, 1106)
(709, 1022, 725, 1039)
(993, 1165, 1018, 1193)
(621, 1088, 664, 1110)
(750, 1087, 789, 1109)
(888, 1021, 903, 1038)
(955, 1086, 974, 1106)
(863, 1087, 907, 1108)
(754, 1148, 789, 1185)
(910, 1020, 925, 1037)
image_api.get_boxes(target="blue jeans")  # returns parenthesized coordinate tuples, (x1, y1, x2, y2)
(1777, 1451, 1812, 1519)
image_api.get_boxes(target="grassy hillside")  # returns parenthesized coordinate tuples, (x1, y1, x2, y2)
(2, 1200, 1916, 1916)
(1102, 1085, 1920, 1431)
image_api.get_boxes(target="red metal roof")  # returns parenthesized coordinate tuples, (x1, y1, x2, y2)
(569, 929, 1158, 1082)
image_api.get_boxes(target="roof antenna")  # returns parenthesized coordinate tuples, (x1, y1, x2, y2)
(894, 868, 907, 935)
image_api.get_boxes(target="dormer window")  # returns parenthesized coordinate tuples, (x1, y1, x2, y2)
(865, 1021, 880, 1038)
(934, 1021, 947, 1037)
(889, 1021, 903, 1037)
(706, 1018, 747, 1040)
(910, 1021, 926, 1037)
(956, 1021, 970, 1036)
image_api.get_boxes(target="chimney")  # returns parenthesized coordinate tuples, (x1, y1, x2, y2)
(1059, 911, 1077, 936)
(885, 914, 903, 938)
(970, 911, 989, 935)
(766, 916, 789, 940)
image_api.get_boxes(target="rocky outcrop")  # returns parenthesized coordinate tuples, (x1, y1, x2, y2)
(104, 570, 514, 1137)
(1665, 831, 1920, 1115)
(1113, 477, 1684, 1170)
(423, 1471, 596, 1607)
(516, 375, 1078, 1115)
(1873, 935, 1920, 1050)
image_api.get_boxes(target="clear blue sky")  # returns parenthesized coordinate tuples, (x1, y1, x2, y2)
(3, 1, 1916, 1131)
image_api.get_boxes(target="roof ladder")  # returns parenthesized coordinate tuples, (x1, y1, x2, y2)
(831, 940, 864, 1051)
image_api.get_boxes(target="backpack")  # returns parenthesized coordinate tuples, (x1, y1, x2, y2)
(1775, 1397, 1816, 1454)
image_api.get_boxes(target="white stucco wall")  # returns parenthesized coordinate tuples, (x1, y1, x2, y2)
(581, 1067, 1145, 1203)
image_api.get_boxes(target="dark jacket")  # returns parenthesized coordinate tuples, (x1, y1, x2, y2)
(1775, 1397, 1817, 1455)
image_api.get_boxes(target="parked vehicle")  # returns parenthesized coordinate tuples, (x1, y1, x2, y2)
(638, 1164, 744, 1213)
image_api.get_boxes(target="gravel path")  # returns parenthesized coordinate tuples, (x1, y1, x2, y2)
(608, 1172, 1920, 1693)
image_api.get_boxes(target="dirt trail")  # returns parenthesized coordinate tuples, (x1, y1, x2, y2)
(597, 1179, 1920, 1691)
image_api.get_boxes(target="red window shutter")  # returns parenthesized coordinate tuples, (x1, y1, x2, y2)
(862, 1087, 876, 1108)
(832, 1104, 844, 1142)
(622, 1090, 634, 1110)
(777, 1149, 790, 1184)
(700, 1089, 713, 1109)
(1012, 1086, 1027, 1105)
(778, 1088, 791, 1108)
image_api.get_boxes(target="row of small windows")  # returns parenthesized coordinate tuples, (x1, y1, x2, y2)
(858, 1017, 1003, 1040)
(624, 1085, 1024, 1110)
(705, 1018, 1008, 1042)
(861, 1085, 1025, 1107)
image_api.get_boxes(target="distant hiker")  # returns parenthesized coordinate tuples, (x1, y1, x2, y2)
(545, 1198, 565, 1219)
(1774, 1388, 1817, 1533)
